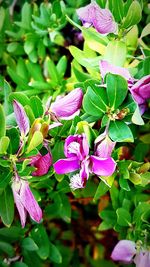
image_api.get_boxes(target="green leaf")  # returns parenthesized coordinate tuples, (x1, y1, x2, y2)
(0, 186, 14, 227)
(22, 237, 38, 251)
(31, 225, 50, 260)
(132, 105, 144, 125)
(104, 40, 127, 67)
(83, 86, 108, 117)
(7, 67, 31, 90)
(49, 242, 62, 264)
(0, 170, 12, 189)
(119, 177, 130, 191)
(15, 2, 32, 30)
(106, 73, 128, 110)
(116, 207, 132, 226)
(122, 1, 142, 29)
(45, 57, 59, 85)
(0, 241, 14, 257)
(9, 92, 30, 106)
(109, 121, 134, 142)
(0, 136, 9, 154)
(109, 0, 124, 23)
(13, 262, 28, 267)
(26, 131, 43, 154)
(69, 46, 101, 71)
(6, 127, 20, 154)
(30, 96, 44, 118)
(129, 172, 142, 185)
(140, 23, 150, 39)
(0, 104, 6, 138)
(56, 55, 67, 78)
(26, 60, 44, 82)
(93, 181, 109, 202)
(0, 226, 22, 242)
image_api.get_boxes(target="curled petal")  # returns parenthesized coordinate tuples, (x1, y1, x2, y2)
(50, 88, 83, 120)
(130, 75, 150, 104)
(111, 240, 136, 263)
(54, 157, 80, 175)
(64, 134, 89, 160)
(134, 251, 150, 267)
(90, 156, 116, 176)
(32, 152, 52, 176)
(99, 60, 133, 81)
(20, 181, 42, 223)
(13, 100, 29, 137)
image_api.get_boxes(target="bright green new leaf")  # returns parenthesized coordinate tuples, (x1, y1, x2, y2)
(109, 121, 134, 142)
(122, 1, 142, 29)
(106, 73, 128, 110)
(0, 136, 10, 154)
(26, 131, 43, 154)
(104, 40, 127, 67)
(9, 92, 30, 106)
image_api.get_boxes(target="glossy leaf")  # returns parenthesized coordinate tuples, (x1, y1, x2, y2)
(0, 104, 6, 138)
(109, 121, 134, 142)
(122, 1, 142, 29)
(104, 40, 127, 67)
(116, 207, 131, 226)
(0, 186, 14, 227)
(26, 131, 43, 154)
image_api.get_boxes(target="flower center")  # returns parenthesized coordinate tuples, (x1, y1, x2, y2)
(67, 141, 80, 155)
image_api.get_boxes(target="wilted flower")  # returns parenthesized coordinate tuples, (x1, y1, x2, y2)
(129, 75, 150, 105)
(12, 178, 42, 227)
(54, 134, 116, 190)
(13, 100, 29, 138)
(77, 3, 118, 35)
(111, 240, 150, 267)
(99, 60, 134, 86)
(50, 88, 83, 120)
(30, 152, 52, 176)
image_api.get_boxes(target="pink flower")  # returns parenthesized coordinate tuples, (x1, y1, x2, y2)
(95, 131, 116, 158)
(129, 75, 150, 105)
(12, 179, 42, 227)
(30, 152, 52, 176)
(77, 3, 117, 35)
(13, 100, 29, 138)
(54, 134, 116, 190)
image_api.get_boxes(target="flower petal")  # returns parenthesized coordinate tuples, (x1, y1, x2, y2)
(70, 173, 85, 190)
(50, 88, 83, 120)
(12, 182, 27, 228)
(54, 158, 80, 174)
(90, 155, 116, 176)
(13, 100, 29, 137)
(134, 251, 150, 267)
(32, 152, 52, 176)
(95, 134, 116, 158)
(111, 240, 136, 263)
(99, 60, 132, 81)
(64, 134, 89, 160)
(130, 75, 150, 104)
(20, 181, 42, 223)
(76, 3, 95, 24)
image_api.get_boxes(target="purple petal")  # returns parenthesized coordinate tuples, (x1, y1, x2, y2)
(32, 152, 52, 176)
(20, 181, 42, 223)
(134, 251, 150, 267)
(80, 158, 90, 181)
(90, 155, 116, 176)
(54, 157, 80, 174)
(12, 181, 27, 228)
(95, 133, 116, 158)
(50, 88, 83, 120)
(77, 3, 117, 35)
(111, 240, 136, 263)
(130, 75, 150, 104)
(99, 60, 133, 81)
(69, 173, 85, 190)
(13, 100, 29, 137)
(64, 134, 89, 160)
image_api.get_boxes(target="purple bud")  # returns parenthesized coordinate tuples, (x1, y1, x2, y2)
(77, 3, 118, 35)
(50, 88, 83, 120)
(111, 240, 136, 263)
(31, 152, 52, 176)
(13, 100, 29, 137)
(95, 132, 116, 158)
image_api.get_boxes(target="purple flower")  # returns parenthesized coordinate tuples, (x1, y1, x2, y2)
(30, 152, 52, 176)
(95, 131, 116, 158)
(50, 88, 83, 120)
(129, 75, 150, 105)
(53, 134, 116, 190)
(77, 3, 118, 35)
(13, 100, 29, 138)
(99, 60, 134, 86)
(111, 240, 136, 263)
(12, 179, 42, 227)
(111, 240, 150, 267)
